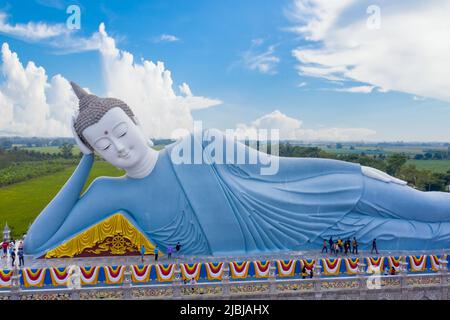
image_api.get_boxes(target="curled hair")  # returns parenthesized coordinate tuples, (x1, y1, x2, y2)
(71, 82, 137, 150)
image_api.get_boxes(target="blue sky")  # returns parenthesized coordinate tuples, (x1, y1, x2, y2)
(0, 0, 450, 141)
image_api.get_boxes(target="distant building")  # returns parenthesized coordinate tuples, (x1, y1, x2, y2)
(3, 223, 10, 241)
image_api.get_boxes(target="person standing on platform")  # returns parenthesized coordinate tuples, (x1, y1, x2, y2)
(140, 245, 145, 263)
(371, 238, 379, 254)
(1, 240, 9, 259)
(167, 245, 173, 259)
(154, 246, 159, 261)
(9, 246, 15, 267)
(352, 237, 358, 254)
(18, 247, 24, 267)
(175, 242, 181, 254)
(329, 237, 334, 254)
(337, 238, 343, 253)
(321, 239, 328, 253)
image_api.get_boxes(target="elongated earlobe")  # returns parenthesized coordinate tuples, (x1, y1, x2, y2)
(132, 116, 153, 148)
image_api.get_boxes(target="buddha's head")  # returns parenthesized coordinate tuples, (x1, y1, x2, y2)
(71, 82, 150, 171)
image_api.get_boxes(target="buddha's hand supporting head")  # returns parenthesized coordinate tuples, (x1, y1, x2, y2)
(70, 81, 153, 174)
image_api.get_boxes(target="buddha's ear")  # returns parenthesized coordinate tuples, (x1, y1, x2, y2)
(132, 116, 154, 147)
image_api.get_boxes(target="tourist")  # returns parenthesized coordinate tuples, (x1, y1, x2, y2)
(9, 246, 15, 267)
(309, 268, 314, 278)
(337, 238, 343, 253)
(321, 239, 328, 253)
(18, 247, 24, 267)
(371, 238, 379, 254)
(154, 246, 159, 261)
(1, 239, 9, 258)
(352, 237, 358, 254)
(175, 242, 181, 254)
(140, 244, 145, 263)
(301, 266, 308, 279)
(329, 237, 334, 254)
(390, 267, 396, 276)
(334, 243, 339, 256)
(167, 245, 173, 259)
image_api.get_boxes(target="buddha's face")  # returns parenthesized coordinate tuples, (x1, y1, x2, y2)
(82, 107, 149, 170)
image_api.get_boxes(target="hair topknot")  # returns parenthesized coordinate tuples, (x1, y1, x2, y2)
(70, 81, 136, 150)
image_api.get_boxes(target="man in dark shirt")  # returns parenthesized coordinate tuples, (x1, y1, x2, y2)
(371, 238, 379, 254)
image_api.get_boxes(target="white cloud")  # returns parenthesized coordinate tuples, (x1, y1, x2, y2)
(97, 23, 221, 137)
(156, 34, 180, 42)
(0, 12, 70, 41)
(0, 23, 222, 137)
(0, 43, 77, 136)
(333, 85, 375, 93)
(297, 81, 307, 88)
(242, 39, 280, 75)
(236, 110, 376, 141)
(289, 0, 450, 102)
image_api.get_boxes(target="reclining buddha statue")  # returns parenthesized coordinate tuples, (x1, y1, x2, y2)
(24, 82, 450, 257)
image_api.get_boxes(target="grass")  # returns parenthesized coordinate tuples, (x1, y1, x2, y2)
(406, 160, 450, 173)
(0, 161, 124, 238)
(22, 146, 81, 155)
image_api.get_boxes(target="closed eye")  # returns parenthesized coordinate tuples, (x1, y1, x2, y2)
(103, 144, 111, 150)
(119, 132, 127, 138)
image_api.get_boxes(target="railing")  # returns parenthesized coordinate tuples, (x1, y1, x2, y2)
(0, 254, 448, 300)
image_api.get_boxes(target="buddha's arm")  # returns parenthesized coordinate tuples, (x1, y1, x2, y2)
(24, 154, 94, 254)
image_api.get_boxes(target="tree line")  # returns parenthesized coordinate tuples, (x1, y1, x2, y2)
(277, 143, 450, 192)
(0, 144, 79, 186)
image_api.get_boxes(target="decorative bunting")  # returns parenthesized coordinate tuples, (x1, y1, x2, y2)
(301, 259, 316, 271)
(344, 258, 359, 275)
(388, 256, 402, 271)
(429, 255, 440, 272)
(49, 267, 70, 286)
(180, 263, 201, 281)
(22, 268, 47, 288)
(409, 255, 427, 272)
(321, 258, 342, 276)
(131, 265, 152, 283)
(204, 262, 223, 281)
(253, 260, 270, 278)
(103, 265, 125, 284)
(0, 269, 13, 288)
(366, 257, 385, 273)
(229, 261, 250, 279)
(80, 266, 101, 285)
(276, 260, 296, 277)
(155, 264, 175, 282)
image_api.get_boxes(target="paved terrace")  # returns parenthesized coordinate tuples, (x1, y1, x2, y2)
(2, 248, 448, 269)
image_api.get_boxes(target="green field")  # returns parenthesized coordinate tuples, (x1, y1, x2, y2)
(406, 160, 450, 173)
(22, 145, 81, 155)
(0, 161, 124, 238)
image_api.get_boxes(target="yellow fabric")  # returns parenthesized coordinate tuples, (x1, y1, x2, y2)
(45, 213, 155, 258)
